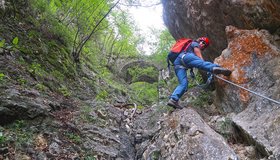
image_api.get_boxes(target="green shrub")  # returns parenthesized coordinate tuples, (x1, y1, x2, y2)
(95, 90, 109, 101)
(128, 66, 158, 82)
(130, 82, 158, 105)
(51, 70, 65, 82)
(17, 77, 27, 85)
(80, 105, 96, 123)
(65, 132, 81, 144)
(219, 117, 234, 141)
(84, 156, 97, 160)
(0, 73, 5, 81)
(6, 120, 33, 147)
(188, 71, 204, 89)
(28, 62, 46, 77)
(58, 86, 71, 97)
(35, 83, 47, 91)
(0, 132, 7, 144)
(191, 90, 211, 107)
(0, 39, 5, 48)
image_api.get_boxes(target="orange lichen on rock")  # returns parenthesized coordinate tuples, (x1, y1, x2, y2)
(240, 88, 250, 102)
(215, 27, 277, 103)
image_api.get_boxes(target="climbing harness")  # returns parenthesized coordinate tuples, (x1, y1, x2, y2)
(214, 75, 280, 105)
(189, 71, 214, 89)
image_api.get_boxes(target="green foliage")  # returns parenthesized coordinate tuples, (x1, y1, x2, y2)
(0, 39, 5, 48)
(0, 73, 5, 82)
(28, 62, 45, 77)
(31, 0, 143, 64)
(188, 71, 204, 89)
(58, 86, 71, 97)
(128, 66, 158, 82)
(0, 36, 20, 50)
(219, 117, 234, 141)
(8, 0, 165, 106)
(51, 70, 65, 82)
(95, 90, 109, 101)
(12, 37, 19, 45)
(149, 29, 175, 68)
(65, 132, 81, 144)
(0, 132, 7, 144)
(80, 105, 96, 123)
(167, 76, 179, 92)
(151, 150, 161, 160)
(7, 120, 33, 147)
(130, 82, 158, 105)
(35, 83, 47, 91)
(84, 156, 97, 160)
(191, 90, 212, 107)
(17, 77, 27, 86)
(137, 105, 144, 110)
(14, 120, 25, 129)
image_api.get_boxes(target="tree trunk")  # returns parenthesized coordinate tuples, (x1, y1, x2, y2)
(72, 0, 121, 63)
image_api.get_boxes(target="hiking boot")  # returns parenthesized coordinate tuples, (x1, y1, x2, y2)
(167, 99, 183, 109)
(213, 67, 232, 76)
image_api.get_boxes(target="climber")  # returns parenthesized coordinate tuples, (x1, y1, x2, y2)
(167, 37, 232, 109)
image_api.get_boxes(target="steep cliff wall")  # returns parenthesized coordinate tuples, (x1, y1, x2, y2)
(162, 0, 280, 60)
(215, 26, 280, 158)
(162, 0, 280, 158)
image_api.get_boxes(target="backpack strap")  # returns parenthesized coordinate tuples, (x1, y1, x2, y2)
(167, 56, 172, 73)
(181, 54, 188, 67)
(182, 41, 193, 52)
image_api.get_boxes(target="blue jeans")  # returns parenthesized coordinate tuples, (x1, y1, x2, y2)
(170, 53, 219, 101)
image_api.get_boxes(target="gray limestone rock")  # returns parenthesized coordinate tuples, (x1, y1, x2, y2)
(143, 108, 238, 160)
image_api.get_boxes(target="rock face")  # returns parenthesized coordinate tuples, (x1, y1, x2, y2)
(143, 108, 238, 160)
(161, 0, 280, 59)
(79, 101, 136, 159)
(214, 26, 280, 158)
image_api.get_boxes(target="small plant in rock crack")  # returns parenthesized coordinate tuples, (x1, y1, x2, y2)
(0, 73, 5, 83)
(84, 156, 97, 160)
(80, 106, 97, 123)
(28, 62, 45, 77)
(95, 90, 109, 101)
(35, 83, 47, 91)
(65, 132, 81, 144)
(0, 132, 7, 144)
(0, 73, 5, 79)
(58, 86, 71, 97)
(7, 120, 34, 148)
(191, 90, 212, 107)
(17, 77, 27, 86)
(219, 117, 235, 141)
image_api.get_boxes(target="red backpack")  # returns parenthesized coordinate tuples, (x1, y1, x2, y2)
(170, 38, 192, 53)
(167, 38, 192, 71)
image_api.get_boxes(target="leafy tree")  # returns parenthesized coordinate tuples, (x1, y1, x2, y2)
(39, 0, 145, 66)
(149, 29, 175, 68)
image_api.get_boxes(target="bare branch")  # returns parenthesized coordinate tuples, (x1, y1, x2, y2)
(74, 0, 121, 62)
